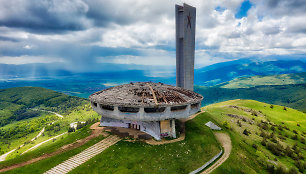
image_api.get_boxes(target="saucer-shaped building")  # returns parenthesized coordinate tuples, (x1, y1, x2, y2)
(89, 82, 203, 140)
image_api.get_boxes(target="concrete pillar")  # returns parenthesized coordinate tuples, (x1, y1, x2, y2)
(171, 119, 176, 138)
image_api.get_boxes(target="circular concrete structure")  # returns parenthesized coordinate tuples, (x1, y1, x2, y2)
(89, 82, 203, 121)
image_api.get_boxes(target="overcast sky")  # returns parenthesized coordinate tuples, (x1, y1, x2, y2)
(0, 0, 306, 73)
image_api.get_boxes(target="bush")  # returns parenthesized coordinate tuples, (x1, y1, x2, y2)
(267, 142, 284, 156)
(261, 139, 267, 146)
(295, 160, 305, 173)
(237, 120, 242, 127)
(292, 135, 298, 140)
(288, 167, 298, 174)
(270, 105, 274, 109)
(252, 144, 258, 150)
(222, 121, 231, 129)
(283, 106, 287, 111)
(243, 129, 251, 136)
(275, 165, 287, 174)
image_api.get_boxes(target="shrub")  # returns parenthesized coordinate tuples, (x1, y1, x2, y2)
(237, 120, 242, 127)
(301, 137, 305, 144)
(293, 130, 298, 134)
(292, 135, 298, 140)
(297, 123, 300, 127)
(243, 129, 250, 136)
(267, 142, 284, 156)
(285, 146, 293, 157)
(288, 167, 298, 174)
(252, 144, 258, 149)
(295, 160, 305, 173)
(260, 131, 267, 138)
(275, 165, 287, 174)
(222, 121, 231, 129)
(283, 106, 287, 111)
(270, 105, 274, 109)
(261, 139, 267, 146)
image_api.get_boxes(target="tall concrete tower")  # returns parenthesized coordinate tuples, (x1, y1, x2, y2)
(175, 3, 196, 91)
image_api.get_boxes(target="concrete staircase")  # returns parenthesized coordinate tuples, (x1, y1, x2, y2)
(44, 135, 121, 174)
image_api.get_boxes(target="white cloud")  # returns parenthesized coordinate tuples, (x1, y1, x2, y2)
(0, 0, 305, 70)
(0, 56, 65, 64)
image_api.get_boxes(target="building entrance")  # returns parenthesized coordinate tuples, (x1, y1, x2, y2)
(128, 123, 140, 130)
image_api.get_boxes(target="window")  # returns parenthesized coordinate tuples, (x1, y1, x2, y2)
(191, 103, 199, 109)
(118, 106, 139, 113)
(100, 104, 114, 111)
(144, 107, 166, 113)
(171, 105, 187, 111)
(92, 102, 97, 107)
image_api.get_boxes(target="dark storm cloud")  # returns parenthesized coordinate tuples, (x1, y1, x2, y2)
(0, 36, 19, 42)
(0, 0, 89, 33)
(83, 0, 172, 27)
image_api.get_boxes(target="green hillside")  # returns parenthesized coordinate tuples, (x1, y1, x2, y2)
(195, 84, 306, 112)
(0, 87, 87, 127)
(0, 87, 99, 160)
(219, 72, 306, 88)
(1, 112, 221, 174)
(204, 100, 305, 173)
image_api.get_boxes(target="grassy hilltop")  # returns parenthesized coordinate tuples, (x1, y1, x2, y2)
(219, 72, 306, 88)
(204, 100, 305, 173)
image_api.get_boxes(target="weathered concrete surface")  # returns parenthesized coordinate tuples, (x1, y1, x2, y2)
(176, 3, 196, 91)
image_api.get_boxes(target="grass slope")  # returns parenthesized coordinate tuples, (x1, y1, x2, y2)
(204, 100, 305, 173)
(69, 112, 221, 174)
(5, 113, 221, 174)
(195, 84, 306, 112)
(219, 72, 306, 88)
(0, 87, 100, 160)
(0, 87, 87, 127)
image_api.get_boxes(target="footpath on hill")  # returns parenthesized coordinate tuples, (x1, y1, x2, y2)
(201, 133, 232, 174)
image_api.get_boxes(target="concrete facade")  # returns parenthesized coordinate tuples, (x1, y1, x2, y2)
(176, 3, 196, 91)
(91, 101, 201, 140)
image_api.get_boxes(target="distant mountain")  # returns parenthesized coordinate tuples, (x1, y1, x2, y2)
(194, 84, 306, 112)
(194, 60, 306, 86)
(218, 72, 306, 88)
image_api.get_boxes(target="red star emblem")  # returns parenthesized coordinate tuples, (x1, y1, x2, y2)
(187, 12, 192, 29)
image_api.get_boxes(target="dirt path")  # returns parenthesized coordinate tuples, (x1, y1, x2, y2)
(201, 133, 232, 174)
(0, 122, 107, 173)
(0, 127, 45, 162)
(22, 132, 67, 155)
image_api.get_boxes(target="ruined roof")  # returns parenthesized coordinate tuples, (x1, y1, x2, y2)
(89, 82, 203, 107)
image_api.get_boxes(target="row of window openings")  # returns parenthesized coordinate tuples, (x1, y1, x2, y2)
(92, 102, 199, 113)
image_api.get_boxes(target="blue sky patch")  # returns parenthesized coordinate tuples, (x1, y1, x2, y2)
(215, 6, 226, 12)
(235, 0, 252, 19)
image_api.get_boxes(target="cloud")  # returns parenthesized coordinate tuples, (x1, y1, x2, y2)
(0, 0, 90, 33)
(0, 55, 65, 64)
(0, 0, 305, 74)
